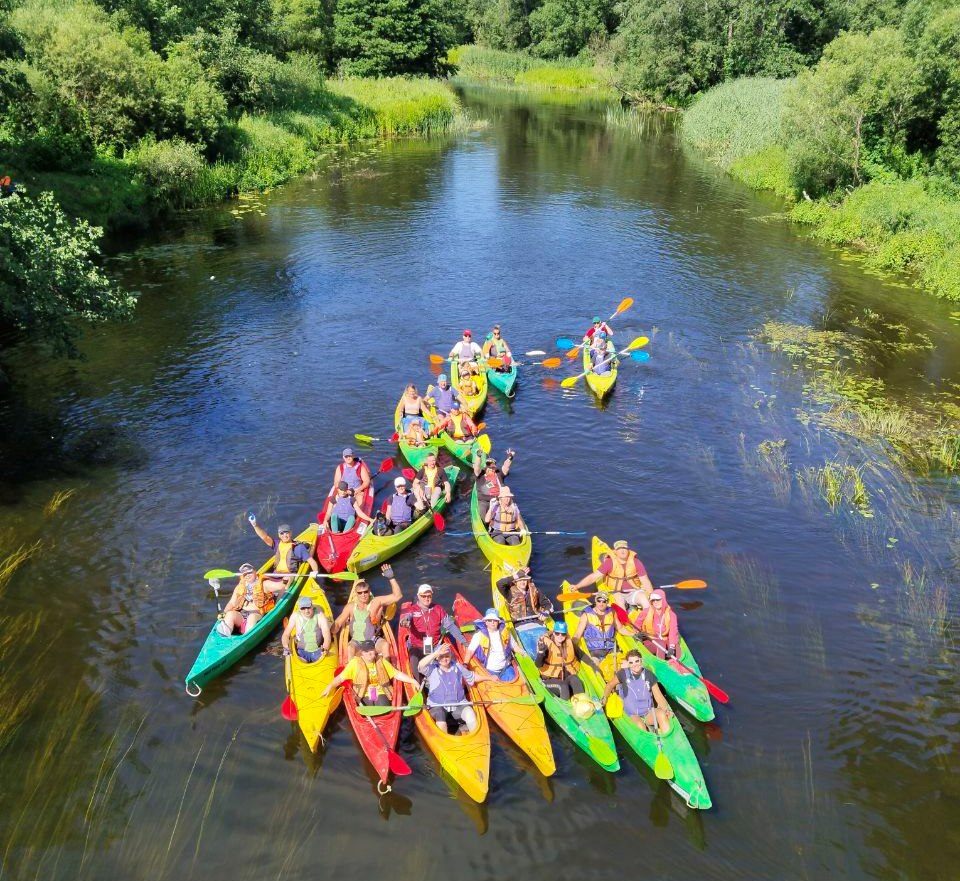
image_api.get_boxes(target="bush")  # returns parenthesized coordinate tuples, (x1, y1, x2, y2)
(527, 0, 611, 59)
(127, 137, 207, 209)
(157, 42, 229, 149)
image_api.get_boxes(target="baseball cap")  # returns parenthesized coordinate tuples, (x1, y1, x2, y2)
(342, 447, 354, 457)
(394, 476, 407, 487)
(298, 596, 313, 609)
(238, 563, 255, 574)
(357, 640, 376, 652)
(278, 524, 292, 534)
(594, 592, 609, 602)
(417, 584, 434, 596)
(439, 373, 448, 382)
(463, 330, 472, 337)
(613, 540, 629, 550)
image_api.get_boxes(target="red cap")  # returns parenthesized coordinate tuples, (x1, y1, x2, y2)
(463, 329, 472, 337)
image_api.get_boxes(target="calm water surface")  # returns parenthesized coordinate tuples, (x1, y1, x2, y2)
(1, 86, 958, 881)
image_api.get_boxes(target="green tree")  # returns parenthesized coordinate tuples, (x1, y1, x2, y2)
(474, 0, 531, 50)
(0, 189, 136, 357)
(528, 0, 613, 58)
(911, 7, 960, 177)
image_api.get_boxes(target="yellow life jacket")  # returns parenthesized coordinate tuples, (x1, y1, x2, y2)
(351, 658, 394, 702)
(477, 629, 510, 658)
(275, 540, 294, 573)
(421, 463, 440, 491)
(605, 550, 641, 592)
(540, 638, 579, 679)
(493, 501, 520, 533)
(450, 412, 466, 439)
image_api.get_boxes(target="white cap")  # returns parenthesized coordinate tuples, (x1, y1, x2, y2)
(499, 486, 513, 497)
(394, 476, 407, 487)
(417, 583, 434, 595)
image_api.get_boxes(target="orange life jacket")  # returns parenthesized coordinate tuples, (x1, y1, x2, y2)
(539, 638, 579, 679)
(604, 550, 642, 592)
(492, 500, 520, 533)
(231, 576, 274, 615)
(641, 606, 673, 641)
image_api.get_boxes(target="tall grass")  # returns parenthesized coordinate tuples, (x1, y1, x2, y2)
(449, 45, 615, 96)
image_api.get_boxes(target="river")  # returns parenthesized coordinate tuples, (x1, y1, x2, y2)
(1, 85, 958, 881)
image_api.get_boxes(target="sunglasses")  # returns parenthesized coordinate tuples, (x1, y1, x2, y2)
(356, 589, 370, 594)
(279, 531, 292, 536)
(652, 599, 663, 603)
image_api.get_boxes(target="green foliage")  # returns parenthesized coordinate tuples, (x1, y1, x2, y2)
(911, 7, 960, 175)
(527, 0, 612, 58)
(127, 137, 208, 209)
(473, 0, 530, 50)
(449, 44, 614, 92)
(0, 189, 137, 356)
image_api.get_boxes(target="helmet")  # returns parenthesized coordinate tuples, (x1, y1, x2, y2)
(553, 621, 568, 634)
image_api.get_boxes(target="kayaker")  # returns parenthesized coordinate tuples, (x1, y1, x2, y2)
(535, 622, 587, 699)
(332, 564, 403, 659)
(583, 316, 614, 341)
(281, 596, 332, 663)
(322, 640, 420, 706)
(473, 449, 515, 518)
(218, 562, 286, 635)
(377, 477, 423, 535)
(321, 481, 375, 534)
(412, 450, 453, 509)
(572, 593, 632, 662)
(458, 368, 481, 398)
(448, 330, 483, 376)
(399, 384, 430, 430)
(569, 540, 654, 604)
(329, 447, 371, 498)
(463, 608, 520, 681)
(419, 642, 495, 733)
(632, 589, 680, 661)
(404, 416, 430, 448)
(482, 325, 512, 370)
(495, 566, 554, 621)
(484, 486, 525, 546)
(424, 374, 461, 417)
(432, 401, 478, 439)
(589, 332, 616, 375)
(601, 649, 672, 732)
(399, 584, 469, 679)
(248, 516, 319, 586)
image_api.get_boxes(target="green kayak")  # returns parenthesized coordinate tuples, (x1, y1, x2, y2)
(347, 465, 459, 572)
(491, 564, 619, 772)
(394, 396, 440, 469)
(436, 431, 485, 467)
(185, 523, 314, 695)
(562, 590, 712, 808)
(486, 364, 517, 397)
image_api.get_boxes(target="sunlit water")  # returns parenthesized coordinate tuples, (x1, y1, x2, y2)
(1, 86, 958, 881)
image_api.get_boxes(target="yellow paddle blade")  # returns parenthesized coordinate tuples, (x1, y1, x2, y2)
(203, 568, 236, 580)
(560, 376, 579, 388)
(477, 434, 492, 454)
(614, 296, 634, 315)
(654, 748, 674, 779)
(605, 692, 624, 719)
(556, 590, 591, 602)
(429, 353, 446, 364)
(625, 335, 649, 351)
(542, 357, 561, 368)
(487, 356, 502, 368)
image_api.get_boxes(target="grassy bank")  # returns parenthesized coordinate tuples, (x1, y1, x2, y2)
(6, 77, 464, 230)
(681, 77, 960, 303)
(449, 46, 616, 97)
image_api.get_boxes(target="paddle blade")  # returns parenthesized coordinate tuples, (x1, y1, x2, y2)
(281, 695, 298, 721)
(487, 357, 503, 368)
(378, 457, 395, 473)
(630, 350, 651, 362)
(389, 432, 399, 443)
(541, 357, 562, 368)
(433, 512, 446, 532)
(524, 350, 546, 356)
(203, 568, 236, 580)
(625, 335, 649, 351)
(387, 749, 413, 776)
(565, 347, 579, 359)
(588, 736, 618, 767)
(329, 571, 358, 581)
(357, 704, 397, 717)
(354, 434, 376, 444)
(474, 422, 486, 432)
(667, 580, 707, 590)
(560, 376, 579, 388)
(555, 337, 576, 350)
(477, 434, 492, 454)
(605, 692, 624, 719)
(702, 677, 730, 704)
(611, 604, 633, 626)
(613, 296, 634, 316)
(556, 590, 591, 603)
(429, 354, 446, 365)
(654, 749, 674, 780)
(402, 467, 416, 481)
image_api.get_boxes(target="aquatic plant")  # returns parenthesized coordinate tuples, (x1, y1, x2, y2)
(449, 45, 615, 96)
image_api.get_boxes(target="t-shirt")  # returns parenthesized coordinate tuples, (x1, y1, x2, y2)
(468, 631, 507, 672)
(598, 554, 648, 579)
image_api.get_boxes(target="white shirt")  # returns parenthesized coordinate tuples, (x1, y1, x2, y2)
(468, 630, 507, 672)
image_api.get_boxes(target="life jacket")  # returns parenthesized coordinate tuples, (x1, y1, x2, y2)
(459, 375, 478, 395)
(618, 668, 655, 716)
(332, 492, 355, 519)
(591, 346, 612, 374)
(490, 500, 520, 533)
(448, 412, 467, 439)
(418, 463, 441, 492)
(641, 605, 673, 641)
(402, 602, 446, 650)
(389, 493, 413, 525)
(405, 422, 426, 445)
(337, 459, 364, 489)
(539, 638, 579, 679)
(473, 623, 512, 667)
(351, 657, 394, 702)
(582, 610, 616, 655)
(232, 576, 274, 615)
(350, 603, 382, 642)
(454, 341, 477, 361)
(273, 540, 306, 574)
(425, 661, 468, 706)
(293, 611, 323, 652)
(432, 385, 457, 412)
(605, 550, 642, 592)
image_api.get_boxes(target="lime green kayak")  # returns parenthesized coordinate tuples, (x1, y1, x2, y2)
(471, 482, 531, 569)
(583, 347, 617, 399)
(347, 466, 459, 572)
(436, 431, 484, 467)
(394, 397, 440, 469)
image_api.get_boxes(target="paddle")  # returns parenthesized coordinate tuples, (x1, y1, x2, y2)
(354, 432, 400, 445)
(556, 580, 707, 603)
(358, 693, 542, 717)
(605, 690, 624, 719)
(340, 673, 413, 777)
(282, 627, 298, 720)
(559, 332, 649, 360)
(629, 350, 651, 362)
(443, 530, 586, 537)
(488, 355, 561, 369)
(556, 297, 635, 354)
(524, 350, 547, 356)
(561, 336, 649, 388)
(651, 713, 674, 779)
(609, 604, 730, 704)
(203, 568, 358, 581)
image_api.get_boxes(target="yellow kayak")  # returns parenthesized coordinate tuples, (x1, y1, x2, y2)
(450, 358, 488, 418)
(470, 482, 531, 569)
(583, 347, 617, 399)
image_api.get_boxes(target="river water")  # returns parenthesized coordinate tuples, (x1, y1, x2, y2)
(1, 86, 958, 881)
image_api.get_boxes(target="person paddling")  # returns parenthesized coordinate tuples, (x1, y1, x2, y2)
(589, 331, 616, 375)
(321, 481, 375, 534)
(473, 449, 515, 518)
(412, 450, 453, 509)
(535, 622, 586, 700)
(572, 592, 632, 663)
(584, 315, 614, 341)
(630, 588, 680, 661)
(374, 476, 423, 536)
(424, 373, 462, 417)
(419, 642, 495, 733)
(281, 595, 332, 663)
(329, 447, 371, 499)
(448, 330, 483, 376)
(248, 516, 319, 587)
(458, 368, 481, 398)
(484, 486, 525, 546)
(496, 566, 553, 621)
(463, 608, 521, 681)
(332, 564, 402, 659)
(399, 584, 468, 679)
(433, 401, 478, 440)
(322, 640, 419, 706)
(218, 562, 285, 635)
(601, 649, 672, 732)
(482, 325, 513, 371)
(569, 539, 654, 605)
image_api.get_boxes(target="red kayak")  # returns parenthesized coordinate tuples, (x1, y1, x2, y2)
(316, 479, 375, 572)
(338, 615, 406, 788)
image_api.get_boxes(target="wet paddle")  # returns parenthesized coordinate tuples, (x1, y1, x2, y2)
(443, 530, 586, 537)
(354, 432, 400, 444)
(203, 568, 358, 581)
(561, 336, 649, 388)
(652, 715, 674, 779)
(358, 693, 541, 717)
(556, 580, 707, 602)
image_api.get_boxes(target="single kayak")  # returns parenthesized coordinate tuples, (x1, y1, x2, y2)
(486, 362, 518, 397)
(490, 563, 619, 772)
(592, 536, 714, 721)
(185, 523, 315, 695)
(316, 479, 375, 573)
(287, 583, 342, 751)
(394, 397, 441, 470)
(452, 593, 556, 777)
(347, 465, 460, 572)
(470, 482, 531, 569)
(583, 347, 617, 399)
(449, 359, 488, 418)
(338, 587, 404, 787)
(396, 623, 491, 803)
(562, 588, 711, 808)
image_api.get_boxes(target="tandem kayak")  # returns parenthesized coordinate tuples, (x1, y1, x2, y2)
(396, 624, 491, 803)
(286, 583, 342, 751)
(583, 347, 617, 399)
(470, 482, 531, 569)
(394, 397, 441, 470)
(185, 523, 315, 695)
(316, 479, 375, 573)
(338, 589, 404, 787)
(452, 593, 556, 777)
(562, 588, 711, 808)
(490, 563, 619, 772)
(592, 536, 714, 721)
(486, 363, 518, 397)
(346, 466, 460, 572)
(449, 359, 487, 418)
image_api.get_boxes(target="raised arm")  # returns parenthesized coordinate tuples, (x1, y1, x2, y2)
(374, 565, 402, 609)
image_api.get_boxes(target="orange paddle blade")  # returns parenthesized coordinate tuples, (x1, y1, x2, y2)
(556, 590, 591, 602)
(487, 357, 502, 368)
(541, 357, 561, 368)
(614, 296, 634, 316)
(565, 348, 579, 359)
(673, 579, 707, 590)
(429, 354, 446, 364)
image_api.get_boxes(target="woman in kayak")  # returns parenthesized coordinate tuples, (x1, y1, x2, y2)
(588, 331, 616, 375)
(458, 368, 481, 398)
(332, 564, 403, 659)
(484, 486, 525, 545)
(463, 608, 521, 682)
(629, 588, 680, 661)
(601, 649, 672, 732)
(399, 384, 430, 430)
(583, 315, 614, 341)
(419, 641, 495, 733)
(535, 622, 586, 699)
(482, 325, 513, 371)
(281, 595, 332, 663)
(322, 640, 420, 706)
(473, 449, 515, 518)
(321, 481, 375, 534)
(448, 329, 483, 376)
(495, 566, 553, 622)
(218, 563, 286, 635)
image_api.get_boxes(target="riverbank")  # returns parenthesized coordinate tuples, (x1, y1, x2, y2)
(5, 77, 465, 231)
